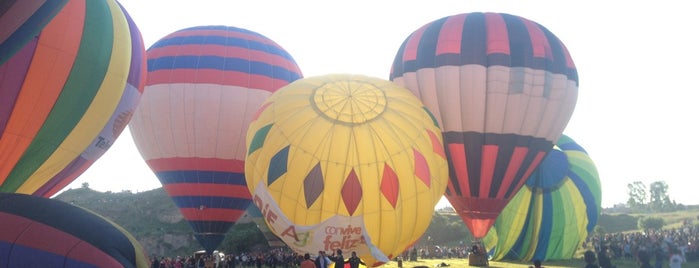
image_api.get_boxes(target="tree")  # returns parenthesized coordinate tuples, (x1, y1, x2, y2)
(637, 216, 664, 230)
(81, 182, 90, 189)
(627, 181, 647, 209)
(649, 181, 673, 212)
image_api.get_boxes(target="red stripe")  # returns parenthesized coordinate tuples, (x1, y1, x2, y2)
(485, 13, 509, 55)
(180, 208, 245, 222)
(402, 24, 428, 62)
(480, 145, 498, 197)
(496, 146, 528, 198)
(148, 44, 300, 72)
(146, 157, 244, 173)
(146, 69, 287, 93)
(511, 151, 547, 198)
(0, 213, 118, 266)
(447, 143, 470, 197)
(435, 14, 466, 55)
(164, 183, 252, 198)
(521, 17, 548, 59)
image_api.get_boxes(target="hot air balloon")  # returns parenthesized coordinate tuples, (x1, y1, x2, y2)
(390, 12, 579, 239)
(245, 74, 449, 267)
(0, 0, 68, 64)
(484, 135, 601, 261)
(0, 193, 149, 268)
(129, 25, 303, 254)
(0, 0, 146, 196)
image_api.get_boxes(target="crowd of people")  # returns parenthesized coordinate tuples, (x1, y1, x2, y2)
(149, 223, 698, 268)
(583, 223, 698, 267)
(149, 248, 365, 268)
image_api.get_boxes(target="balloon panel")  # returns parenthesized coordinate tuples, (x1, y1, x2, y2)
(0, 0, 145, 196)
(0, 193, 149, 268)
(34, 1, 147, 197)
(129, 25, 302, 253)
(484, 135, 601, 261)
(0, 0, 68, 65)
(390, 12, 578, 238)
(245, 74, 448, 267)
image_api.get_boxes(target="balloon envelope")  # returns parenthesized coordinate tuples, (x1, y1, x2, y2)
(129, 25, 303, 253)
(0, 0, 68, 64)
(245, 74, 449, 267)
(390, 12, 578, 238)
(0, 193, 149, 268)
(484, 135, 601, 261)
(0, 0, 146, 196)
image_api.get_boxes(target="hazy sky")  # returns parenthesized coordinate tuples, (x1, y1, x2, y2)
(64, 0, 698, 208)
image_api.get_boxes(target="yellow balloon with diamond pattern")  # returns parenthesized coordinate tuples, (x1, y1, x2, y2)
(245, 74, 448, 267)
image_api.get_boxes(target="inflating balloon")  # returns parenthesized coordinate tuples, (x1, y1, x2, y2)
(245, 74, 449, 267)
(129, 25, 302, 253)
(390, 12, 579, 238)
(0, 193, 149, 268)
(0, 0, 146, 196)
(0, 0, 68, 64)
(484, 135, 601, 261)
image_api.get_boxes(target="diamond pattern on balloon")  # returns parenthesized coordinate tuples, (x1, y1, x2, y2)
(303, 163, 324, 208)
(341, 169, 362, 215)
(427, 129, 445, 159)
(267, 145, 289, 185)
(413, 149, 430, 187)
(380, 164, 399, 208)
(248, 124, 273, 155)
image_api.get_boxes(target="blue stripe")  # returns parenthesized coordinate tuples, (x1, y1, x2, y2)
(157, 170, 246, 185)
(171, 196, 251, 210)
(149, 34, 294, 62)
(0, 0, 68, 64)
(147, 55, 301, 82)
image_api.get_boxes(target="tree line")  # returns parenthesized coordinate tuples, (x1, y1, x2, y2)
(626, 180, 685, 212)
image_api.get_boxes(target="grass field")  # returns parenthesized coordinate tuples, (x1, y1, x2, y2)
(370, 257, 689, 268)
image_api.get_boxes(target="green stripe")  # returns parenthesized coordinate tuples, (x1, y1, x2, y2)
(248, 124, 273, 156)
(2, 0, 115, 192)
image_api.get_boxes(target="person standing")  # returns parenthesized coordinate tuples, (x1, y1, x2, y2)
(301, 253, 317, 268)
(315, 251, 330, 268)
(347, 251, 365, 268)
(330, 249, 345, 268)
(669, 248, 684, 268)
(584, 250, 599, 268)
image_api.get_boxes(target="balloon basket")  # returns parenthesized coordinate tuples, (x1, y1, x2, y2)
(468, 253, 488, 267)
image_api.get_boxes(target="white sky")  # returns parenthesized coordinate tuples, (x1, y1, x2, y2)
(64, 0, 699, 208)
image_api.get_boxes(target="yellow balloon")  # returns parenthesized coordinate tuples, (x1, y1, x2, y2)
(245, 74, 448, 266)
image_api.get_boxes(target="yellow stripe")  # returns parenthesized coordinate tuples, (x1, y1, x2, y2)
(17, 0, 131, 193)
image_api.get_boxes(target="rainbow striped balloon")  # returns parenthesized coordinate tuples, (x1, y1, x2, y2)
(129, 25, 303, 253)
(0, 0, 146, 196)
(484, 135, 601, 261)
(0, 0, 68, 64)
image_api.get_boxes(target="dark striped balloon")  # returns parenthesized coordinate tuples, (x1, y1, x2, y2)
(129, 25, 303, 253)
(0, 193, 149, 267)
(390, 12, 578, 238)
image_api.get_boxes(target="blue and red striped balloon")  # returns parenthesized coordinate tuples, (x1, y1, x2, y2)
(0, 193, 149, 267)
(129, 25, 303, 253)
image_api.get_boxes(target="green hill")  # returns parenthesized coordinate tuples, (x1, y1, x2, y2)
(53, 187, 699, 260)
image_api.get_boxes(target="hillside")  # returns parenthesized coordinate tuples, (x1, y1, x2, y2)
(53, 187, 699, 258)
